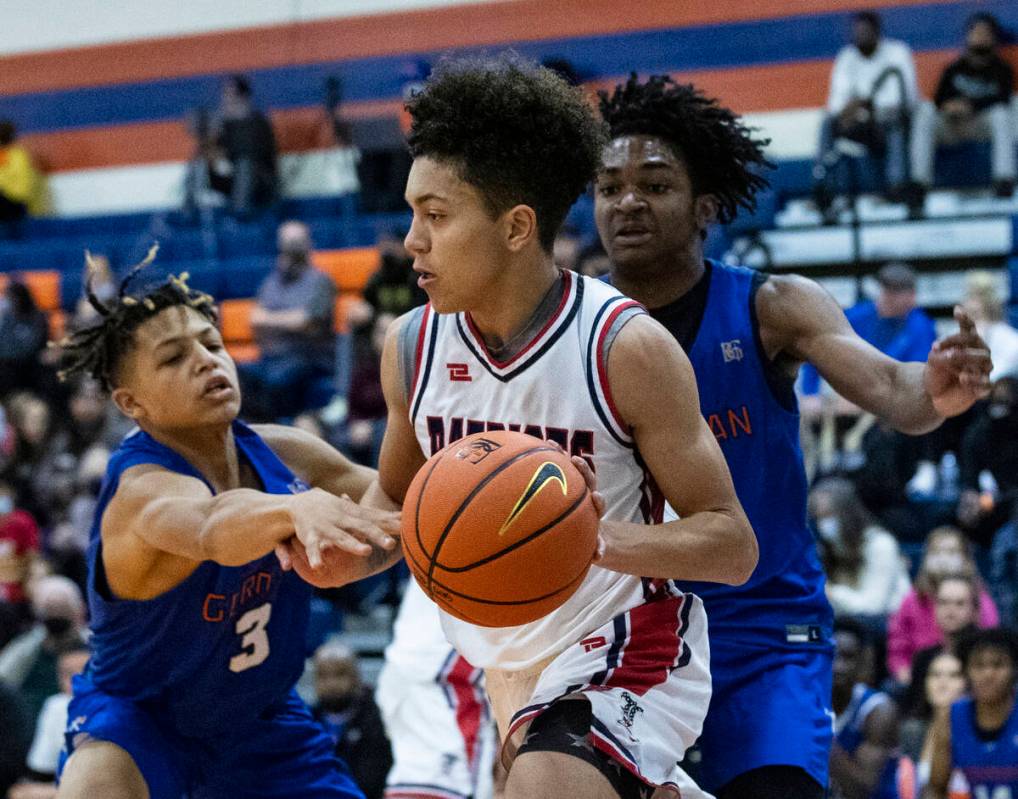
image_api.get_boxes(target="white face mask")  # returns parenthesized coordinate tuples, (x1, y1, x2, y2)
(0, 496, 12, 516)
(817, 516, 841, 543)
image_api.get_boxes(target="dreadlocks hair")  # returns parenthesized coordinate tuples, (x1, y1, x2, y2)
(598, 74, 773, 224)
(405, 52, 607, 251)
(55, 245, 217, 391)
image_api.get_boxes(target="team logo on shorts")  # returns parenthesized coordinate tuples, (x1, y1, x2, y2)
(617, 692, 644, 741)
(455, 437, 502, 464)
(287, 478, 311, 494)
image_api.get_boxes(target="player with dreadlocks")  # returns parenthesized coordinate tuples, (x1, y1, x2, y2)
(55, 249, 400, 799)
(595, 74, 993, 799)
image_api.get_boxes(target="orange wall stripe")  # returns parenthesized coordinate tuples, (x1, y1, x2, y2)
(0, 0, 948, 96)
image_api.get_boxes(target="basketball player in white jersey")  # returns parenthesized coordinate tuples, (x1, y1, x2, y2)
(278, 54, 758, 799)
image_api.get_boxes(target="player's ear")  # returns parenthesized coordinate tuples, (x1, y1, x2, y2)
(694, 194, 719, 233)
(504, 204, 538, 253)
(111, 386, 145, 421)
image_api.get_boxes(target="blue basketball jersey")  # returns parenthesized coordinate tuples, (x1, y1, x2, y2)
(836, 684, 899, 799)
(83, 420, 313, 739)
(669, 261, 831, 646)
(950, 696, 1018, 797)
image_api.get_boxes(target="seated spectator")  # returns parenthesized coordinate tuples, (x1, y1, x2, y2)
(808, 477, 910, 618)
(924, 628, 1018, 799)
(909, 13, 1014, 211)
(7, 642, 89, 799)
(0, 283, 49, 400)
(0, 121, 46, 225)
(346, 313, 393, 466)
(911, 574, 983, 686)
(887, 526, 998, 683)
(814, 11, 917, 213)
(830, 617, 901, 799)
(184, 74, 278, 218)
(358, 229, 425, 323)
(0, 575, 87, 723)
(899, 650, 965, 796)
(962, 271, 1018, 381)
(311, 642, 392, 799)
(0, 480, 38, 611)
(958, 374, 1018, 546)
(239, 220, 337, 421)
(800, 264, 937, 407)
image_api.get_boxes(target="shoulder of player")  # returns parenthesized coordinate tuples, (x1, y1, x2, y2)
(754, 272, 847, 338)
(105, 464, 210, 531)
(606, 313, 694, 400)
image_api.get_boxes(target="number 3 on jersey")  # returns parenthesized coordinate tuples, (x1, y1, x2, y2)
(230, 603, 272, 672)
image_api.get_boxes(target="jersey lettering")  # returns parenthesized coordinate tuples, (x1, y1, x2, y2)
(425, 416, 596, 464)
(705, 405, 753, 442)
(230, 602, 272, 673)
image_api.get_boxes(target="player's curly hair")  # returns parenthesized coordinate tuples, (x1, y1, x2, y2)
(55, 245, 217, 391)
(405, 52, 606, 251)
(599, 74, 772, 224)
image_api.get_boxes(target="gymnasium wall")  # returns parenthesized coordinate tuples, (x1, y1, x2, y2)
(2, 0, 1016, 217)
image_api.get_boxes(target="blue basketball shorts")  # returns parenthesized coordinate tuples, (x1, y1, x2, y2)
(59, 675, 364, 799)
(695, 641, 834, 792)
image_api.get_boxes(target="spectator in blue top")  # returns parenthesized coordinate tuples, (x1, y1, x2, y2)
(801, 263, 936, 398)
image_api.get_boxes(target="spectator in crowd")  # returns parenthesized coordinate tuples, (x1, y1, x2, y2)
(0, 681, 30, 798)
(925, 628, 1018, 799)
(239, 220, 337, 420)
(358, 229, 424, 322)
(962, 271, 1018, 381)
(909, 13, 1015, 211)
(0, 283, 49, 399)
(184, 74, 278, 218)
(815, 11, 918, 212)
(311, 642, 392, 799)
(0, 121, 46, 224)
(0, 575, 86, 723)
(910, 574, 982, 685)
(957, 374, 1018, 545)
(800, 264, 937, 403)
(899, 650, 965, 793)
(887, 527, 998, 683)
(7, 642, 89, 799)
(345, 312, 393, 466)
(70, 254, 116, 332)
(808, 477, 910, 618)
(1, 394, 52, 524)
(830, 617, 900, 799)
(0, 480, 38, 612)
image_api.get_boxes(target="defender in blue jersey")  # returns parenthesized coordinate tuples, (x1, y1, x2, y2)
(927, 628, 1018, 799)
(831, 619, 900, 799)
(596, 75, 993, 798)
(52, 261, 400, 799)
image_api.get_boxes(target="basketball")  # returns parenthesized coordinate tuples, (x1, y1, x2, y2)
(401, 430, 600, 627)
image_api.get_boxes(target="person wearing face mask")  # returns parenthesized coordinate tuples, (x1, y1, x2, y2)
(239, 220, 338, 421)
(815, 11, 918, 212)
(808, 477, 910, 619)
(311, 642, 392, 799)
(887, 527, 998, 684)
(958, 375, 1018, 546)
(0, 575, 87, 724)
(909, 13, 1015, 212)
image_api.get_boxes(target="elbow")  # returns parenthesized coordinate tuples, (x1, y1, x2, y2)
(724, 515, 759, 586)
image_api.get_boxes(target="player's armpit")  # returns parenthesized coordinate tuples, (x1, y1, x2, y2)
(254, 423, 376, 501)
(600, 315, 757, 585)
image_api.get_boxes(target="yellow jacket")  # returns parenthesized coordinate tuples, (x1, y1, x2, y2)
(0, 144, 47, 215)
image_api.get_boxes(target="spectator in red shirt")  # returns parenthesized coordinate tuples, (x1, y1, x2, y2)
(0, 479, 38, 606)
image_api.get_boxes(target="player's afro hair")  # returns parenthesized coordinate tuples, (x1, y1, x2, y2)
(405, 52, 606, 251)
(55, 246, 217, 391)
(599, 74, 772, 224)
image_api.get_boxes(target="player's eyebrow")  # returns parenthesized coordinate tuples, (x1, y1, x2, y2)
(153, 323, 216, 349)
(406, 191, 450, 206)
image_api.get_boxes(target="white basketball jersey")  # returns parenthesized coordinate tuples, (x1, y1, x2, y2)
(406, 271, 666, 670)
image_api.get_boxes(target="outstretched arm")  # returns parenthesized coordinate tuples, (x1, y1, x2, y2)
(595, 315, 758, 585)
(757, 274, 991, 435)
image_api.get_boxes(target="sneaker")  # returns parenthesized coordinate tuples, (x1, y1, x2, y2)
(993, 179, 1015, 199)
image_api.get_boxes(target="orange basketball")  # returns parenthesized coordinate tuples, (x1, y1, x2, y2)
(402, 430, 600, 627)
